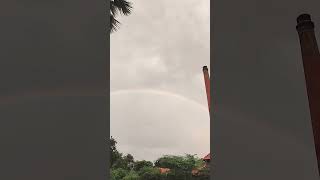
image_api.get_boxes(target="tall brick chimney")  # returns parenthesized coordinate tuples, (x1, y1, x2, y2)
(202, 66, 211, 164)
(203, 66, 211, 113)
(296, 13, 320, 172)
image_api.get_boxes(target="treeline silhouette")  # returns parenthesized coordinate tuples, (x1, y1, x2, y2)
(110, 137, 210, 180)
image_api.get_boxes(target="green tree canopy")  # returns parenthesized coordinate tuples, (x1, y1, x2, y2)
(133, 160, 153, 172)
(110, 136, 122, 167)
(109, 137, 210, 180)
(122, 171, 140, 180)
(138, 166, 163, 180)
(110, 137, 132, 170)
(110, 168, 128, 180)
(154, 154, 198, 171)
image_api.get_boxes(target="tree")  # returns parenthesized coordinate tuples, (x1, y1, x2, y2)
(154, 154, 208, 180)
(194, 158, 205, 169)
(110, 136, 122, 168)
(154, 155, 196, 171)
(122, 171, 140, 180)
(133, 160, 153, 172)
(193, 166, 210, 180)
(138, 166, 163, 180)
(124, 154, 135, 170)
(110, 137, 134, 170)
(110, 0, 132, 33)
(109, 138, 211, 179)
(110, 168, 128, 180)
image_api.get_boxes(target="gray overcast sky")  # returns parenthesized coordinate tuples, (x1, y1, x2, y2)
(111, 0, 210, 161)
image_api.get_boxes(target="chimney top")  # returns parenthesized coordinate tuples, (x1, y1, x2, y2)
(203, 66, 208, 71)
(296, 13, 315, 32)
(297, 14, 311, 23)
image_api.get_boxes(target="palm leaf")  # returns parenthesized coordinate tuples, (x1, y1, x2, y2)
(113, 0, 132, 15)
(109, 0, 132, 33)
(110, 14, 120, 33)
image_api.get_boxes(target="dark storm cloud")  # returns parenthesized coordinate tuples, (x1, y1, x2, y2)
(212, 0, 320, 178)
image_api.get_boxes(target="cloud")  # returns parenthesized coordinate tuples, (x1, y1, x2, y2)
(111, 90, 210, 161)
(111, 0, 210, 104)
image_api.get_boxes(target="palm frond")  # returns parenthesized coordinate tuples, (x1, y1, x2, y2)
(109, 0, 132, 33)
(110, 14, 120, 33)
(110, 1, 117, 16)
(113, 0, 132, 16)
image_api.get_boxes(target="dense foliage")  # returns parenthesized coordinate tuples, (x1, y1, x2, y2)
(110, 137, 210, 180)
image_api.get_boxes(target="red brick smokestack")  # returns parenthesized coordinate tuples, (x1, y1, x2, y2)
(203, 66, 210, 113)
(296, 13, 320, 172)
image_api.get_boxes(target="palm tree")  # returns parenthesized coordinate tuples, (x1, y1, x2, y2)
(110, 0, 132, 33)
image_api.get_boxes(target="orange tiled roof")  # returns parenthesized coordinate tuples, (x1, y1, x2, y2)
(203, 153, 210, 160)
(192, 169, 199, 175)
(159, 168, 170, 174)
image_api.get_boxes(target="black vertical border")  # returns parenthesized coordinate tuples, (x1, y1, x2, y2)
(106, 0, 111, 179)
(210, 0, 214, 179)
